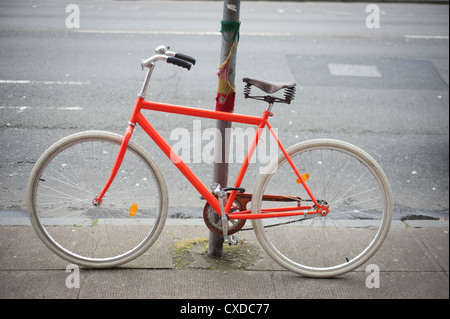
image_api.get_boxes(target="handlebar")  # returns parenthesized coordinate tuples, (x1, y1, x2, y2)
(141, 45, 196, 71)
(167, 57, 192, 70)
(173, 52, 196, 65)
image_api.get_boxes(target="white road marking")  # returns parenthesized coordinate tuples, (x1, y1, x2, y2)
(0, 80, 90, 85)
(0, 106, 82, 113)
(0, 80, 86, 114)
(405, 35, 449, 40)
(75, 29, 299, 37)
(327, 63, 382, 78)
(74, 29, 450, 40)
(75, 29, 220, 36)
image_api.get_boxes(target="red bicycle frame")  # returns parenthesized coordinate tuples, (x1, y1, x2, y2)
(94, 96, 325, 220)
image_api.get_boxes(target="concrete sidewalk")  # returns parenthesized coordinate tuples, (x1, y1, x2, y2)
(0, 219, 448, 300)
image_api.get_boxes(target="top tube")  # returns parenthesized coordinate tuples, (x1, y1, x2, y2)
(139, 99, 265, 126)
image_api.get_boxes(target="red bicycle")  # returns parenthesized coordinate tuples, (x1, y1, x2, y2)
(27, 45, 393, 277)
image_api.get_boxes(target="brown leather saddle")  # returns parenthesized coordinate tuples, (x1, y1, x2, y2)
(243, 77, 297, 104)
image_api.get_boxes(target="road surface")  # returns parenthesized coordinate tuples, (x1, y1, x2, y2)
(0, 0, 448, 220)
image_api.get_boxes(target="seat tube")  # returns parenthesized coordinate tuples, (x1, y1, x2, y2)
(224, 111, 270, 213)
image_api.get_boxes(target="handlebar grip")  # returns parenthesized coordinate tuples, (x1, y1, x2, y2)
(167, 57, 192, 70)
(175, 53, 196, 65)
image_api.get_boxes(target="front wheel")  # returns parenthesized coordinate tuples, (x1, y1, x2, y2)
(27, 131, 168, 268)
(251, 139, 393, 278)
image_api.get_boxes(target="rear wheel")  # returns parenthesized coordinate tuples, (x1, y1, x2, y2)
(252, 139, 393, 277)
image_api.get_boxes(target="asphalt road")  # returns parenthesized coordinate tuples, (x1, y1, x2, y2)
(0, 0, 448, 220)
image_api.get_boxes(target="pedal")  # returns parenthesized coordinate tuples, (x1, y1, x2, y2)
(224, 235, 238, 246)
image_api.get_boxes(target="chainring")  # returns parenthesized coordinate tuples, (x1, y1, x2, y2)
(203, 200, 246, 235)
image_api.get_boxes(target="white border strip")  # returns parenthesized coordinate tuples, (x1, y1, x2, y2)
(0, 106, 82, 113)
(405, 35, 449, 40)
(0, 80, 90, 85)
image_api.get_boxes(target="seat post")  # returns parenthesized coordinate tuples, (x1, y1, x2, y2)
(264, 95, 275, 112)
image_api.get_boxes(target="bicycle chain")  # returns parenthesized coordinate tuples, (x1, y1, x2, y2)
(238, 199, 318, 232)
(238, 215, 317, 232)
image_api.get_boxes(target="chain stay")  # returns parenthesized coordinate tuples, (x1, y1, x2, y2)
(237, 199, 319, 231)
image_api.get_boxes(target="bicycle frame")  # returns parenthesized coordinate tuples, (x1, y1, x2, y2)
(94, 67, 326, 221)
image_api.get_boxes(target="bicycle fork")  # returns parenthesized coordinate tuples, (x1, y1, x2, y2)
(92, 123, 136, 206)
(93, 64, 154, 206)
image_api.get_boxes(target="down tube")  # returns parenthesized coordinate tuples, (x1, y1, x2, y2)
(135, 113, 221, 214)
